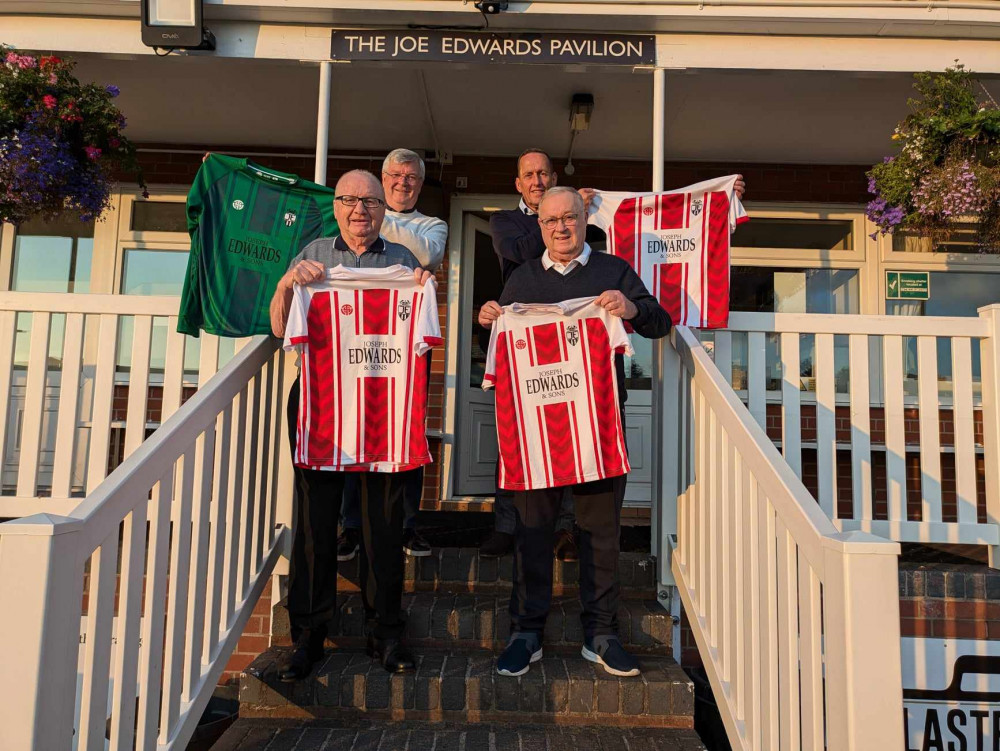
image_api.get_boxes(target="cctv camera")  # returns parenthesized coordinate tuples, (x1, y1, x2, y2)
(474, 0, 508, 13)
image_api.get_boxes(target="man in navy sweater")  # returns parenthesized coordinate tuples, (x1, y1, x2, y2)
(485, 149, 577, 560)
(479, 186, 671, 678)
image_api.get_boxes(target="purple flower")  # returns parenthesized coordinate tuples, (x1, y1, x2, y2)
(105, 85, 120, 98)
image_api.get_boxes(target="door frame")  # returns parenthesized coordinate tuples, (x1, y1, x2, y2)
(440, 194, 517, 502)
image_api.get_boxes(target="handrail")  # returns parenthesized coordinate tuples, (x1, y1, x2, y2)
(69, 336, 278, 551)
(665, 324, 904, 750)
(727, 310, 989, 337)
(0, 329, 292, 751)
(0, 290, 183, 315)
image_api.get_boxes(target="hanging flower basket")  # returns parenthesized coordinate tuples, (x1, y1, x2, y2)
(0, 45, 146, 225)
(867, 63, 1000, 253)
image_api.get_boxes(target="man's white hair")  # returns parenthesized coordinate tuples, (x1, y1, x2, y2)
(539, 186, 584, 216)
(382, 148, 426, 180)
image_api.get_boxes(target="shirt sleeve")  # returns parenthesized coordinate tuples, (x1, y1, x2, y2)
(382, 214, 448, 270)
(586, 190, 617, 234)
(414, 278, 444, 356)
(482, 321, 501, 391)
(606, 313, 635, 357)
(282, 284, 311, 351)
(730, 192, 749, 232)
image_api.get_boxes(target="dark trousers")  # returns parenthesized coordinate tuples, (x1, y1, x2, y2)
(286, 380, 407, 641)
(341, 467, 422, 531)
(494, 461, 574, 535)
(509, 474, 627, 639)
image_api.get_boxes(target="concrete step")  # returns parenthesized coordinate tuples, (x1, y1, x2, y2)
(335, 548, 658, 597)
(271, 593, 673, 655)
(239, 647, 694, 729)
(215, 718, 707, 750)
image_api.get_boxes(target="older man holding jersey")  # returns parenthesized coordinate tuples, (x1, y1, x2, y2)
(337, 149, 449, 563)
(478, 186, 670, 678)
(270, 169, 433, 681)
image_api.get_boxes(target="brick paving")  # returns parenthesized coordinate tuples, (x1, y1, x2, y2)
(214, 719, 707, 750)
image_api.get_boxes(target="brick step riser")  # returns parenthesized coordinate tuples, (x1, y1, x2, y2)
(241, 651, 694, 730)
(271, 596, 673, 654)
(335, 551, 658, 598)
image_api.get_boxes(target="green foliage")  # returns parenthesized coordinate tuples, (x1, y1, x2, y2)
(866, 63, 1000, 253)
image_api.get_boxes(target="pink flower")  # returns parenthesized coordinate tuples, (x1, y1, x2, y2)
(84, 146, 102, 161)
(42, 95, 57, 109)
(48, 73, 57, 85)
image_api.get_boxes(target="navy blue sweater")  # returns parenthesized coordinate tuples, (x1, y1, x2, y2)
(497, 251, 672, 403)
(489, 208, 544, 285)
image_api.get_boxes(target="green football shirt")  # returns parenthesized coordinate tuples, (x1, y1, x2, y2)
(179, 153, 339, 337)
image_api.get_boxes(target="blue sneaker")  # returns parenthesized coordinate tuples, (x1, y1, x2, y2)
(497, 633, 542, 677)
(582, 636, 640, 677)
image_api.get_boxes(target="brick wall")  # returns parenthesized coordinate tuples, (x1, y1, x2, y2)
(221, 590, 274, 683)
(899, 565, 1000, 640)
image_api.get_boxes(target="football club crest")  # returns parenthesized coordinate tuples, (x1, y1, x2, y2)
(340, 304, 353, 316)
(691, 198, 703, 217)
(515, 339, 527, 350)
(232, 199, 245, 211)
(566, 325, 579, 346)
(642, 206, 654, 217)
(284, 212, 297, 227)
(397, 300, 411, 321)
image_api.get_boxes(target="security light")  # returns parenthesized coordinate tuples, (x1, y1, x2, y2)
(569, 93, 595, 133)
(141, 0, 216, 50)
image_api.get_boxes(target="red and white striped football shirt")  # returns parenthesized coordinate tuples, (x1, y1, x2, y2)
(483, 297, 632, 491)
(283, 265, 443, 472)
(588, 175, 748, 330)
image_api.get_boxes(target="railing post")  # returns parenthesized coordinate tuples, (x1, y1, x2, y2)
(821, 531, 904, 751)
(0, 514, 85, 750)
(979, 304, 1000, 568)
(657, 338, 683, 592)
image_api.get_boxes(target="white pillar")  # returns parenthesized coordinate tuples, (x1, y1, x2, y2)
(979, 304, 1000, 568)
(314, 61, 332, 185)
(651, 67, 676, 593)
(652, 68, 665, 192)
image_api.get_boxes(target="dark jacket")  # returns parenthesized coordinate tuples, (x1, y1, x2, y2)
(497, 250, 672, 403)
(489, 208, 545, 285)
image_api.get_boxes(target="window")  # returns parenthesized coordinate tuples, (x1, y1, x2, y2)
(733, 218, 854, 251)
(10, 215, 94, 293)
(731, 267, 860, 315)
(886, 271, 999, 401)
(131, 200, 188, 234)
(121, 248, 188, 296)
(891, 224, 981, 255)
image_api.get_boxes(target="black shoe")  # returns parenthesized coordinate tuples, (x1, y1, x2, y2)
(403, 528, 432, 557)
(497, 632, 542, 677)
(337, 528, 360, 562)
(479, 530, 514, 557)
(277, 629, 326, 682)
(367, 633, 416, 673)
(582, 636, 641, 677)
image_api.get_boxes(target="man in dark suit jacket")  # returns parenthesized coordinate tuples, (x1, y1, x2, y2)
(483, 149, 579, 560)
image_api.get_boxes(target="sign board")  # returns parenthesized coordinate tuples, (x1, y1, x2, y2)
(887, 271, 930, 300)
(330, 30, 656, 66)
(902, 638, 1000, 750)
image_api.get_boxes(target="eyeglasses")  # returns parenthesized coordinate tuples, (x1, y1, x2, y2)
(384, 172, 422, 184)
(336, 195, 385, 210)
(539, 213, 580, 230)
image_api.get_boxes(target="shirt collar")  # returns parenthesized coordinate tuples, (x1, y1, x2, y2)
(542, 243, 592, 273)
(335, 235, 385, 254)
(519, 198, 537, 216)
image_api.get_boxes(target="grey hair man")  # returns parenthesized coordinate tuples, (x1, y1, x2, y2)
(270, 168, 432, 682)
(380, 148, 449, 271)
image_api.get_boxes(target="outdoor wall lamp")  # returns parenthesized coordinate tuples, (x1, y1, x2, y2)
(564, 93, 595, 176)
(141, 0, 216, 51)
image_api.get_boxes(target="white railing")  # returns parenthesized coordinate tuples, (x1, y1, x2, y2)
(0, 331, 291, 750)
(0, 291, 245, 518)
(663, 324, 904, 750)
(704, 306, 1000, 564)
